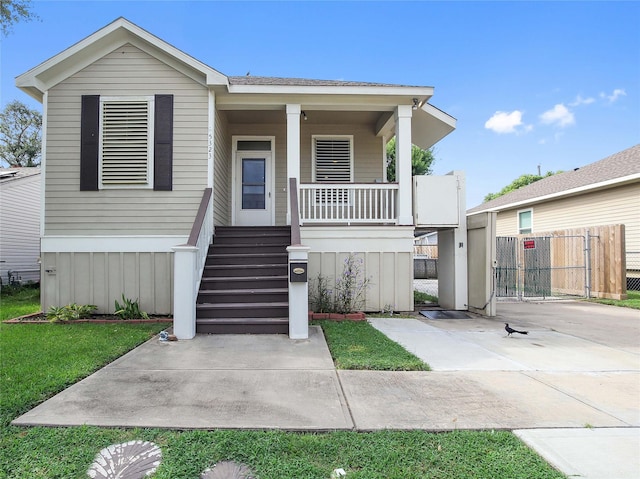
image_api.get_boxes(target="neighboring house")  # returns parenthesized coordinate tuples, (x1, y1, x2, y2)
(467, 144, 640, 290)
(0, 168, 41, 285)
(16, 18, 469, 338)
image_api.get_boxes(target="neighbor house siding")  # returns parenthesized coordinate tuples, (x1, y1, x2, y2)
(44, 44, 209, 235)
(495, 183, 639, 251)
(0, 172, 41, 284)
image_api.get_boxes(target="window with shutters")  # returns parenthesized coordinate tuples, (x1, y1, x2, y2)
(99, 97, 154, 188)
(312, 136, 353, 204)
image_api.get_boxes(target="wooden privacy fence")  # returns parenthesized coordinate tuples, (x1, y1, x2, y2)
(496, 224, 626, 300)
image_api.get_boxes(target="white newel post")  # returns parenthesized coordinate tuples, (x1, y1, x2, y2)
(172, 245, 198, 339)
(287, 245, 310, 339)
(395, 105, 414, 225)
(286, 104, 301, 225)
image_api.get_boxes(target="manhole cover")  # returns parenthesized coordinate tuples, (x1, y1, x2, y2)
(200, 461, 255, 479)
(419, 310, 470, 320)
(87, 440, 161, 479)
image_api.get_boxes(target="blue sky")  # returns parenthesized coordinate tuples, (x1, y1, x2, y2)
(1, 0, 638, 207)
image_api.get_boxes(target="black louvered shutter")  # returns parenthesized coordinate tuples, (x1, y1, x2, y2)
(153, 94, 174, 191)
(80, 95, 100, 191)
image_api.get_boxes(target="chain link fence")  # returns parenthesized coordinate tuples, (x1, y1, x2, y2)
(627, 251, 640, 291)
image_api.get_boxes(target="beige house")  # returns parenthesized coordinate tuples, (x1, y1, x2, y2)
(16, 18, 472, 338)
(468, 144, 640, 290)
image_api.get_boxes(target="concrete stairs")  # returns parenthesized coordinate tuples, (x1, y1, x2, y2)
(196, 226, 290, 334)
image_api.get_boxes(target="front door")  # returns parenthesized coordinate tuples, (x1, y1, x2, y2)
(235, 151, 273, 226)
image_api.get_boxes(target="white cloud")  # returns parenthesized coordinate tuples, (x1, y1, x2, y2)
(600, 88, 626, 103)
(484, 110, 530, 134)
(569, 94, 595, 107)
(539, 104, 575, 127)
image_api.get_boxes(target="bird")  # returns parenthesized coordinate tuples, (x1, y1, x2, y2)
(505, 323, 528, 337)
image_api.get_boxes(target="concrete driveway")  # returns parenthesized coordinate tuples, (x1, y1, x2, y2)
(369, 300, 640, 479)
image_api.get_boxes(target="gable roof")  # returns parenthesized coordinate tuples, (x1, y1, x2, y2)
(467, 144, 640, 214)
(0, 168, 41, 184)
(16, 17, 228, 102)
(16, 18, 456, 149)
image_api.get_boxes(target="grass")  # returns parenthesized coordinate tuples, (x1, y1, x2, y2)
(586, 290, 640, 309)
(0, 286, 41, 321)
(316, 320, 429, 371)
(414, 290, 438, 304)
(0, 296, 564, 479)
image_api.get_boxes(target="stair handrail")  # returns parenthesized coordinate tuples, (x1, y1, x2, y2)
(289, 177, 302, 246)
(188, 187, 213, 246)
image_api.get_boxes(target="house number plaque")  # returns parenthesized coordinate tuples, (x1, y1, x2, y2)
(289, 262, 308, 283)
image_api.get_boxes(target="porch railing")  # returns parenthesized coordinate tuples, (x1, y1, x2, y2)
(173, 187, 213, 339)
(298, 183, 399, 224)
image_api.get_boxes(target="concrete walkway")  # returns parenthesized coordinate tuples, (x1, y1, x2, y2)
(12, 301, 640, 478)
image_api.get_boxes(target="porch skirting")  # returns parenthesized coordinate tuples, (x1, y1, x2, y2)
(301, 226, 414, 312)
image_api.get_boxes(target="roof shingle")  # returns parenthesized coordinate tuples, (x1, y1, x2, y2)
(467, 144, 640, 213)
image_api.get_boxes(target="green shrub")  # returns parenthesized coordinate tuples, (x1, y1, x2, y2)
(114, 295, 149, 320)
(46, 303, 97, 322)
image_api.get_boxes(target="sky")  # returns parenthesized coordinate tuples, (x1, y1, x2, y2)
(1, 0, 639, 208)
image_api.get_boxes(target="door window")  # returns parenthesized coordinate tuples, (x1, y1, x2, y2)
(242, 158, 266, 210)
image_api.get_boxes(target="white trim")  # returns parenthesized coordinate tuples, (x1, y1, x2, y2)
(208, 90, 215, 188)
(469, 173, 640, 215)
(517, 208, 533, 234)
(41, 235, 187, 253)
(40, 91, 48, 236)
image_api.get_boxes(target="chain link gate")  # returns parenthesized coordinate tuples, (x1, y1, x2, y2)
(496, 235, 589, 299)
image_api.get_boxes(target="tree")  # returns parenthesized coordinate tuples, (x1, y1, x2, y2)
(1, 0, 38, 36)
(0, 100, 42, 167)
(483, 171, 560, 202)
(386, 137, 435, 182)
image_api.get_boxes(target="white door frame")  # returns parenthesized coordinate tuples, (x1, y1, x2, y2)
(232, 136, 276, 226)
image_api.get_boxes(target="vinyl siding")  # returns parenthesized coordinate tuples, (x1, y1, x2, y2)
(213, 110, 231, 226)
(495, 183, 640, 251)
(0, 173, 41, 283)
(227, 120, 386, 225)
(44, 44, 209, 235)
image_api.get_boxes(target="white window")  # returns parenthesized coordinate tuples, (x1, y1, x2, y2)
(312, 136, 353, 183)
(99, 97, 154, 188)
(518, 208, 533, 234)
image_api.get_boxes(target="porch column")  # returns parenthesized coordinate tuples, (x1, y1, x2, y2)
(286, 104, 301, 225)
(395, 105, 413, 225)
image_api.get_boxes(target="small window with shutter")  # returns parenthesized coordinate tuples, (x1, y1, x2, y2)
(313, 136, 353, 204)
(99, 97, 154, 188)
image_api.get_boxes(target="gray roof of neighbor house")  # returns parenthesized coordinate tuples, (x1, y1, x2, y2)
(0, 168, 41, 183)
(467, 144, 640, 214)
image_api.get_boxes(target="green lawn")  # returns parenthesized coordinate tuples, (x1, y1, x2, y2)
(0, 296, 564, 478)
(0, 286, 41, 321)
(586, 290, 640, 309)
(316, 320, 429, 371)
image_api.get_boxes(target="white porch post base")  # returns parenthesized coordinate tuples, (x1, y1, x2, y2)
(172, 245, 198, 339)
(287, 245, 310, 340)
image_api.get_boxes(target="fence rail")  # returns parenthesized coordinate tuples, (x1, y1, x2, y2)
(298, 183, 398, 224)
